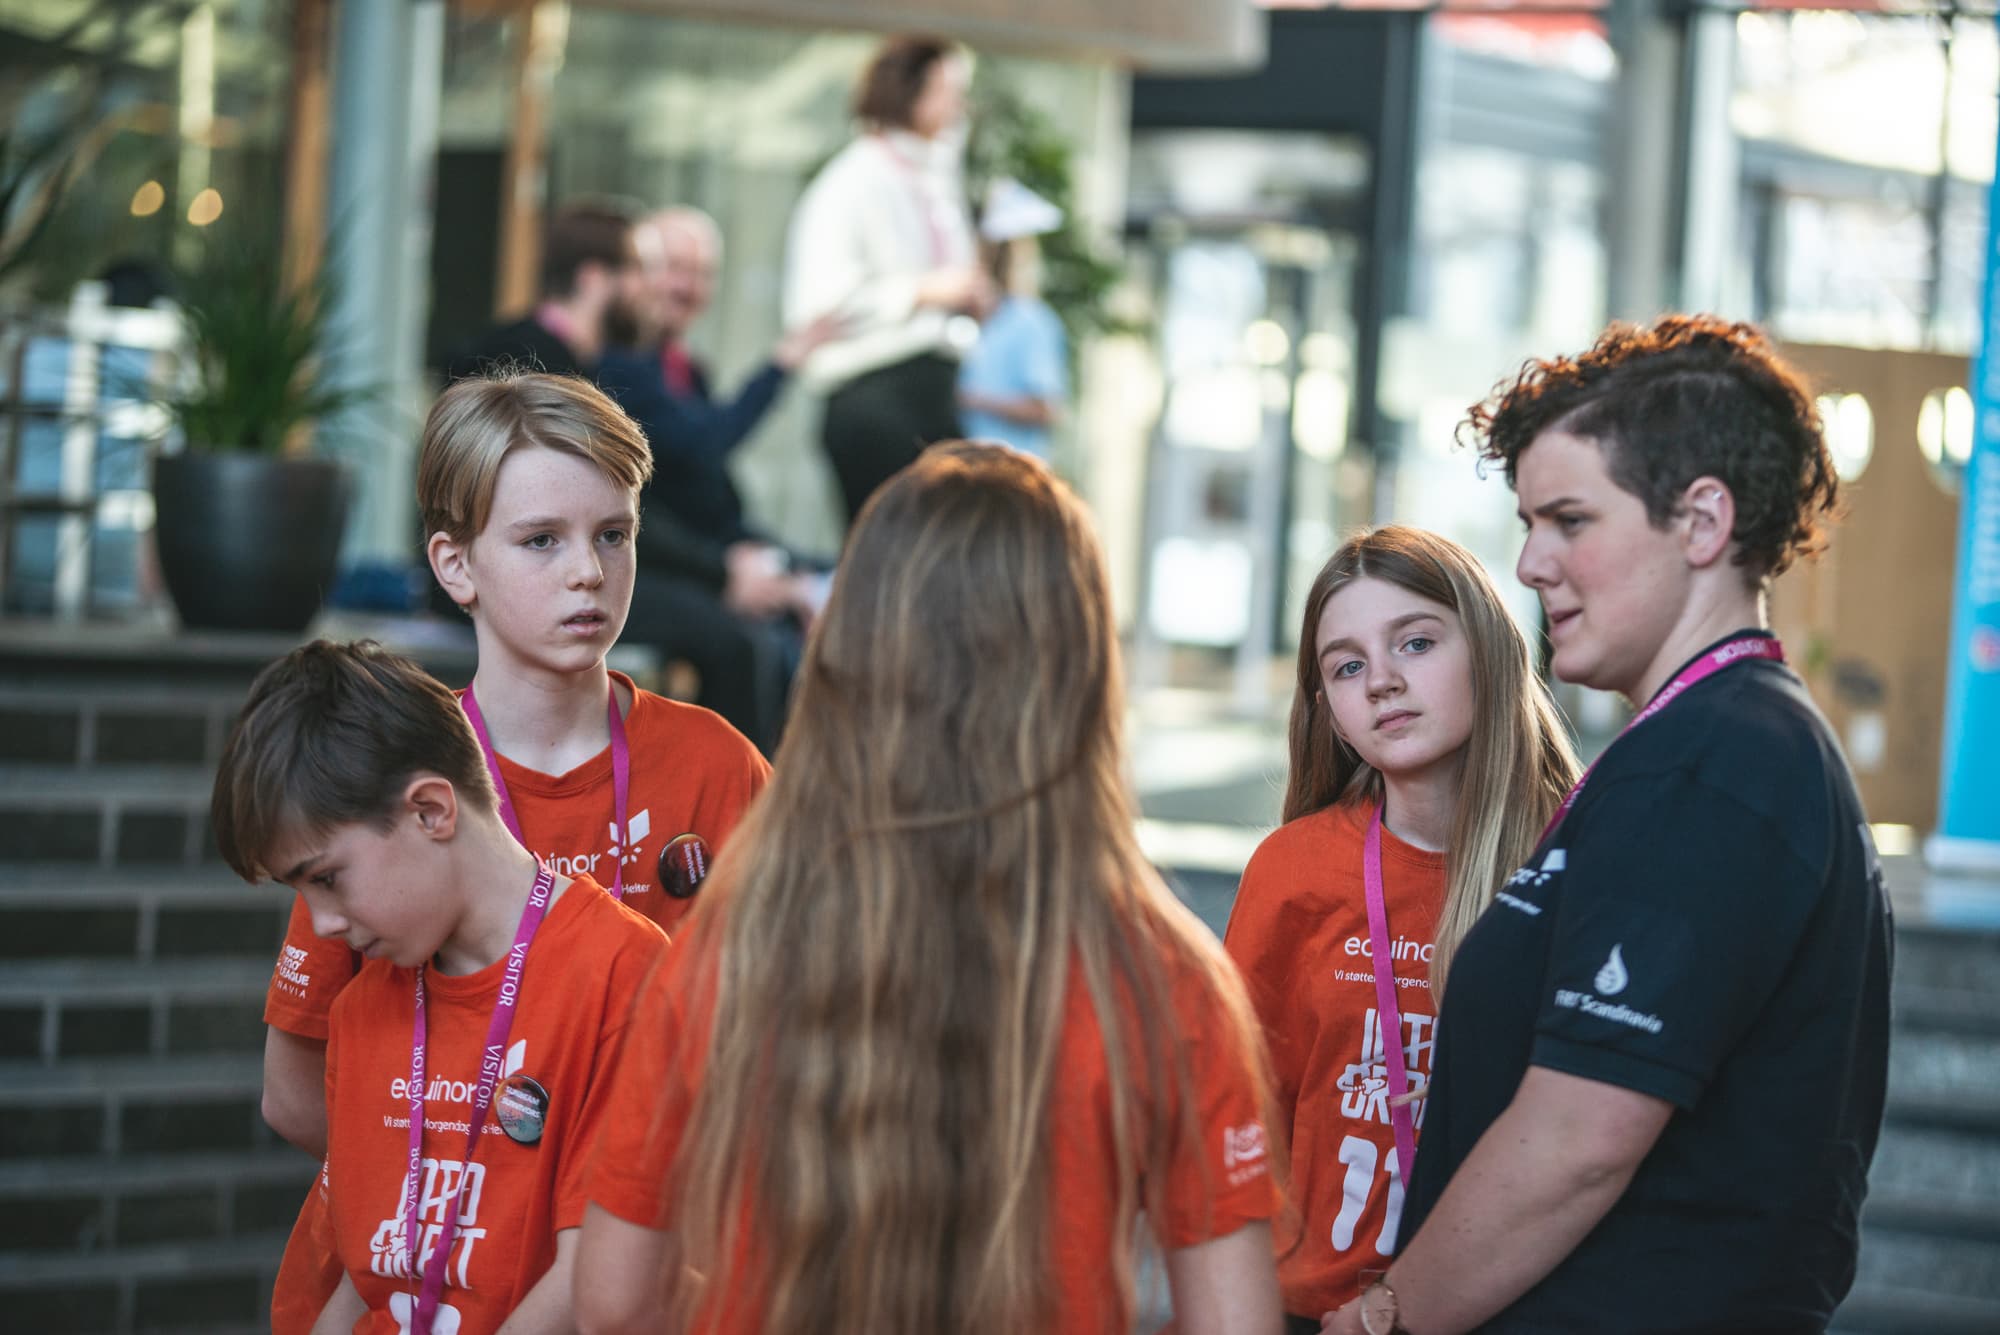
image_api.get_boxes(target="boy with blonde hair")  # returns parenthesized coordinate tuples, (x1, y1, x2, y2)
(259, 372, 768, 1331)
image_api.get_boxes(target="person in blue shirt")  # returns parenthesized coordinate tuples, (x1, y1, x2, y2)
(958, 216, 1068, 460)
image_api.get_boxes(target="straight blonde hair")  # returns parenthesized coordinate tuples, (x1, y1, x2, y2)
(661, 442, 1283, 1335)
(1283, 526, 1579, 998)
(416, 371, 652, 545)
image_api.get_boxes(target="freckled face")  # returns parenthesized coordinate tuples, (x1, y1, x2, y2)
(453, 445, 638, 681)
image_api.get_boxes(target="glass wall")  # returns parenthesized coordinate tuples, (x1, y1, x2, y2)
(1734, 10, 1996, 355)
(1384, 18, 1614, 637)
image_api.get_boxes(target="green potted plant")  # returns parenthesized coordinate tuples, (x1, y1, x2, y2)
(151, 229, 360, 632)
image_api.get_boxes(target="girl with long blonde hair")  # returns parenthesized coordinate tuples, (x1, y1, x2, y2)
(576, 441, 1287, 1335)
(1223, 526, 1576, 1332)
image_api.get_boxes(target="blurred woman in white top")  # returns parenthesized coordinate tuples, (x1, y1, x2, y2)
(784, 35, 995, 524)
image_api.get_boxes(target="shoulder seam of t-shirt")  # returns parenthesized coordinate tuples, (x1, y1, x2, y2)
(1574, 766, 1826, 883)
(1586, 660, 1798, 770)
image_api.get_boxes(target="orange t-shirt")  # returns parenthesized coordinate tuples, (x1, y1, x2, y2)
(263, 679, 762, 1335)
(587, 921, 1280, 1333)
(307, 873, 667, 1334)
(263, 676, 767, 1041)
(1224, 801, 1444, 1320)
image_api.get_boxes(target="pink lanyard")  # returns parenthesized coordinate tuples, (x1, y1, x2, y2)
(402, 860, 554, 1335)
(461, 683, 632, 898)
(874, 134, 950, 265)
(1539, 635, 1786, 845)
(1362, 807, 1419, 1187)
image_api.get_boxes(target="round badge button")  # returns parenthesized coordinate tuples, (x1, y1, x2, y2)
(496, 1074, 549, 1145)
(659, 832, 711, 899)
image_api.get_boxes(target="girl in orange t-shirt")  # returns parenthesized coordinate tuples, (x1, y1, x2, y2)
(575, 442, 1287, 1335)
(1224, 527, 1577, 1332)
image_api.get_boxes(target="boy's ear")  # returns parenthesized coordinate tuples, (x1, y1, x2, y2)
(405, 775, 460, 842)
(428, 530, 477, 611)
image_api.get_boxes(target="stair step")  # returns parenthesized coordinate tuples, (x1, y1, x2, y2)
(0, 1149, 312, 1262)
(1833, 1284, 2000, 1335)
(1864, 1192, 2000, 1244)
(0, 1055, 274, 1164)
(0, 765, 217, 867)
(1870, 1119, 2000, 1202)
(0, 864, 274, 907)
(0, 865, 289, 964)
(0, 958, 273, 1065)
(0, 957, 271, 998)
(1893, 923, 2000, 994)
(0, 1227, 286, 1334)
(1887, 1028, 2000, 1101)
(0, 764, 215, 804)
(1853, 1222, 2000, 1302)
(0, 1147, 310, 1195)
(1886, 1091, 2000, 1135)
(0, 1053, 264, 1101)
(0, 684, 239, 768)
(1894, 983, 2000, 1036)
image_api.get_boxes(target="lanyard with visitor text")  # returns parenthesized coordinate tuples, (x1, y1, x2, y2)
(1539, 634, 1787, 846)
(461, 683, 632, 898)
(1362, 807, 1419, 1188)
(874, 134, 950, 265)
(403, 859, 554, 1335)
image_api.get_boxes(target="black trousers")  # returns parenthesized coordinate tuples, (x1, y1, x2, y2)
(1286, 1317, 1324, 1335)
(820, 351, 963, 524)
(624, 568, 798, 757)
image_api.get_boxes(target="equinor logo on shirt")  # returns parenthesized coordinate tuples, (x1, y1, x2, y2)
(539, 809, 654, 889)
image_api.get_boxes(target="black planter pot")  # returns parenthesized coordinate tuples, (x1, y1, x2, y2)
(153, 452, 352, 632)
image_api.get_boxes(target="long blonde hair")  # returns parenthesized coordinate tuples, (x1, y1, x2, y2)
(662, 443, 1281, 1335)
(1282, 526, 1578, 997)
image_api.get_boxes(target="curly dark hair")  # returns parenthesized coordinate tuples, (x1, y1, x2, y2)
(1459, 315, 1841, 579)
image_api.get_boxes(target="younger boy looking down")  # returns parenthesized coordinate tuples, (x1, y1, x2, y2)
(216, 640, 671, 1334)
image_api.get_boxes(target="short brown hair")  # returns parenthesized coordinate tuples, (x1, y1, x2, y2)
(211, 640, 497, 883)
(852, 35, 956, 129)
(540, 200, 638, 299)
(1462, 314, 1840, 580)
(418, 371, 653, 545)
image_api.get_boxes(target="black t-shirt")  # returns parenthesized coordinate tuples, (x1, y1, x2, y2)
(1403, 632, 1892, 1334)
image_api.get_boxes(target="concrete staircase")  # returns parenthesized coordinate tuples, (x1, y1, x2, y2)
(0, 616, 490, 1333)
(1834, 921, 2000, 1333)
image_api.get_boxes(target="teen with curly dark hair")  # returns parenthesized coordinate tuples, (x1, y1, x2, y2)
(1324, 316, 1892, 1335)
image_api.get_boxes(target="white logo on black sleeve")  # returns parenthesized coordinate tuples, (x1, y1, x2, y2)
(1505, 847, 1567, 890)
(1555, 943, 1662, 1033)
(1594, 945, 1629, 996)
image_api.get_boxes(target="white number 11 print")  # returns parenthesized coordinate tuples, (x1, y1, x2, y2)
(1329, 1135, 1406, 1256)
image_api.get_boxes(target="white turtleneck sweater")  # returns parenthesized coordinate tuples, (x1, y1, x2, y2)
(782, 126, 979, 393)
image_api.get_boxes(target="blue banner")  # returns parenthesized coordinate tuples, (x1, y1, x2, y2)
(1935, 33, 2000, 871)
